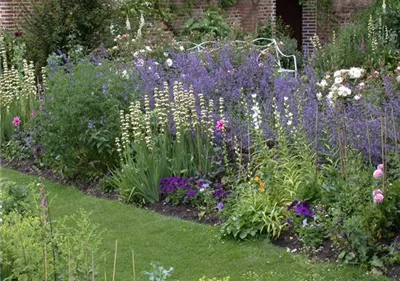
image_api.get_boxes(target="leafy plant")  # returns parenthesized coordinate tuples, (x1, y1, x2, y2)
(21, 0, 114, 68)
(143, 262, 174, 281)
(40, 60, 138, 179)
(183, 8, 232, 42)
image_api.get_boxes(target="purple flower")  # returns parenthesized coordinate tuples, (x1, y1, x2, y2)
(287, 200, 299, 211)
(217, 202, 224, 211)
(294, 201, 315, 217)
(213, 189, 225, 198)
(360, 40, 365, 54)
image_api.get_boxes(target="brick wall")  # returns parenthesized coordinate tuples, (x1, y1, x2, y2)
(1, 0, 375, 49)
(0, 0, 29, 30)
(317, 0, 375, 43)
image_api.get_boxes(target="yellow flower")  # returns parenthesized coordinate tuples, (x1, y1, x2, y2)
(254, 176, 260, 182)
(260, 187, 265, 193)
(259, 182, 265, 188)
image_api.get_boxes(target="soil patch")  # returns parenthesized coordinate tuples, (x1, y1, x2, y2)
(145, 201, 222, 226)
(0, 158, 118, 200)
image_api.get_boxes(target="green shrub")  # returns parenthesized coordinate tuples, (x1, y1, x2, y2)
(40, 61, 138, 179)
(21, 0, 114, 68)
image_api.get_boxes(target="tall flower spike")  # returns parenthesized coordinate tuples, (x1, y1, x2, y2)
(144, 93, 153, 150)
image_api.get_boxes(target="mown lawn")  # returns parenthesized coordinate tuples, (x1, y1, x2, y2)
(0, 167, 391, 281)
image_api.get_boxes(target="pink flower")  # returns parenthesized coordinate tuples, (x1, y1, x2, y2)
(377, 164, 384, 171)
(372, 189, 383, 197)
(215, 120, 225, 131)
(373, 193, 384, 204)
(12, 116, 21, 127)
(373, 169, 384, 179)
(31, 110, 36, 118)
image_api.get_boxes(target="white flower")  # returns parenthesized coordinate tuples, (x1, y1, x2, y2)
(316, 92, 322, 101)
(354, 95, 361, 100)
(338, 85, 352, 97)
(122, 70, 129, 79)
(112, 46, 118, 50)
(334, 77, 343, 84)
(199, 188, 205, 193)
(163, 52, 169, 57)
(397, 76, 400, 83)
(287, 120, 292, 126)
(126, 16, 131, 31)
(319, 79, 328, 89)
(357, 82, 366, 90)
(165, 58, 173, 67)
(131, 38, 136, 43)
(283, 96, 289, 101)
(348, 67, 364, 79)
(251, 93, 257, 99)
(334, 70, 342, 78)
(145, 46, 152, 52)
(136, 58, 144, 67)
(396, 66, 400, 73)
(179, 46, 185, 51)
(133, 51, 139, 57)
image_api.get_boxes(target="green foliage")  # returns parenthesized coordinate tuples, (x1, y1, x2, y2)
(112, 82, 215, 205)
(0, 32, 38, 146)
(40, 61, 138, 179)
(0, 183, 102, 281)
(1, 180, 35, 216)
(220, 184, 287, 240)
(22, 0, 114, 68)
(143, 262, 174, 281)
(110, 145, 169, 204)
(313, 11, 398, 72)
(183, 8, 233, 42)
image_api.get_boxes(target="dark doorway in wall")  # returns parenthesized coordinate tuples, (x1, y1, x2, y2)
(276, 0, 303, 50)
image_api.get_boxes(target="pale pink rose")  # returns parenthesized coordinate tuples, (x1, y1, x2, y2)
(377, 164, 384, 171)
(373, 193, 384, 204)
(372, 189, 383, 197)
(373, 169, 384, 179)
(215, 120, 225, 131)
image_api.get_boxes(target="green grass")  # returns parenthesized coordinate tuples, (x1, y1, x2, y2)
(0, 167, 391, 281)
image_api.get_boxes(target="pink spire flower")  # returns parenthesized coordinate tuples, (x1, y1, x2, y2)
(31, 110, 36, 118)
(373, 193, 384, 204)
(12, 116, 21, 127)
(215, 120, 225, 131)
(373, 169, 384, 179)
(372, 189, 383, 197)
(377, 164, 384, 171)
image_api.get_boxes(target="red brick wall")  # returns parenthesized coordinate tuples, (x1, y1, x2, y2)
(0, 0, 29, 30)
(317, 0, 375, 43)
(1, 0, 375, 49)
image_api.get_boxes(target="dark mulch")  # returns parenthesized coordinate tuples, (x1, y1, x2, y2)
(145, 201, 222, 226)
(0, 158, 118, 200)
(2, 158, 400, 280)
(388, 265, 400, 280)
(273, 231, 340, 263)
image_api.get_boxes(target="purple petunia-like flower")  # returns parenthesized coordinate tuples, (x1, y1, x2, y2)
(287, 200, 299, 211)
(217, 202, 224, 211)
(213, 189, 225, 198)
(294, 201, 315, 217)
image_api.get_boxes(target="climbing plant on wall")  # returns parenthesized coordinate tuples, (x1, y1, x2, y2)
(298, 0, 337, 27)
